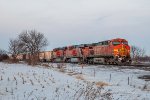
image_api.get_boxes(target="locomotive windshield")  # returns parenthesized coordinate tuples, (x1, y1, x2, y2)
(122, 41, 128, 45)
(112, 41, 120, 46)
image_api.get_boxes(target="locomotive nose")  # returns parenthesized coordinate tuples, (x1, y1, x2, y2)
(119, 44, 127, 57)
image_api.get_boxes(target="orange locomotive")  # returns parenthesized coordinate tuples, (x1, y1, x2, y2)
(52, 38, 131, 65)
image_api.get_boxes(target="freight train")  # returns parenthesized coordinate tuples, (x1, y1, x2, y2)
(16, 38, 132, 65)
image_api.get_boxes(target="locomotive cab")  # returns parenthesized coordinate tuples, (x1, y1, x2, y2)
(111, 38, 131, 64)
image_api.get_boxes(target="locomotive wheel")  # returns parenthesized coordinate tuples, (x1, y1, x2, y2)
(116, 61, 129, 66)
(87, 59, 90, 64)
(88, 59, 94, 64)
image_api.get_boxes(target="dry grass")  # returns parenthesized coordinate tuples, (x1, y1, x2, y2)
(74, 82, 112, 100)
(76, 75, 84, 80)
(42, 64, 50, 67)
(67, 73, 78, 76)
(3, 59, 19, 64)
(59, 67, 65, 72)
(95, 81, 109, 87)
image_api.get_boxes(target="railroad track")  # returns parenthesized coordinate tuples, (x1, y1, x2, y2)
(82, 63, 150, 71)
(87, 63, 150, 67)
(111, 63, 150, 71)
(44, 62, 150, 71)
(129, 64, 150, 67)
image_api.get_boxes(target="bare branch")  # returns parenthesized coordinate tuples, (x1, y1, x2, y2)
(131, 45, 146, 62)
(18, 30, 48, 65)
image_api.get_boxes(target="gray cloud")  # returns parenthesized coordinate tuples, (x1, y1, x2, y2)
(0, 0, 150, 54)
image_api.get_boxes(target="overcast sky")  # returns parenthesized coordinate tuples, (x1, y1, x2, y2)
(0, 0, 150, 55)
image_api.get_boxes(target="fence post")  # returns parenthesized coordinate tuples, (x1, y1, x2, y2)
(128, 77, 130, 85)
(109, 74, 111, 82)
(94, 69, 95, 77)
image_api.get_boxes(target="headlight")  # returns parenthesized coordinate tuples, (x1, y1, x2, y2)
(114, 49, 118, 52)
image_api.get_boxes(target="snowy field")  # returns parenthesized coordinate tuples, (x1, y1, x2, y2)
(0, 62, 150, 100)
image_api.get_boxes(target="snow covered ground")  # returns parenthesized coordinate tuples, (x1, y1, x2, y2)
(0, 62, 150, 100)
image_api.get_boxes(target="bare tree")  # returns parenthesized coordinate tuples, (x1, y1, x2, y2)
(0, 49, 7, 55)
(18, 30, 48, 65)
(0, 49, 8, 61)
(141, 48, 146, 57)
(131, 46, 137, 59)
(9, 38, 21, 61)
(131, 45, 146, 62)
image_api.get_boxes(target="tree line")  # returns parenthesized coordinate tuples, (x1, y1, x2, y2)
(130, 46, 150, 62)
